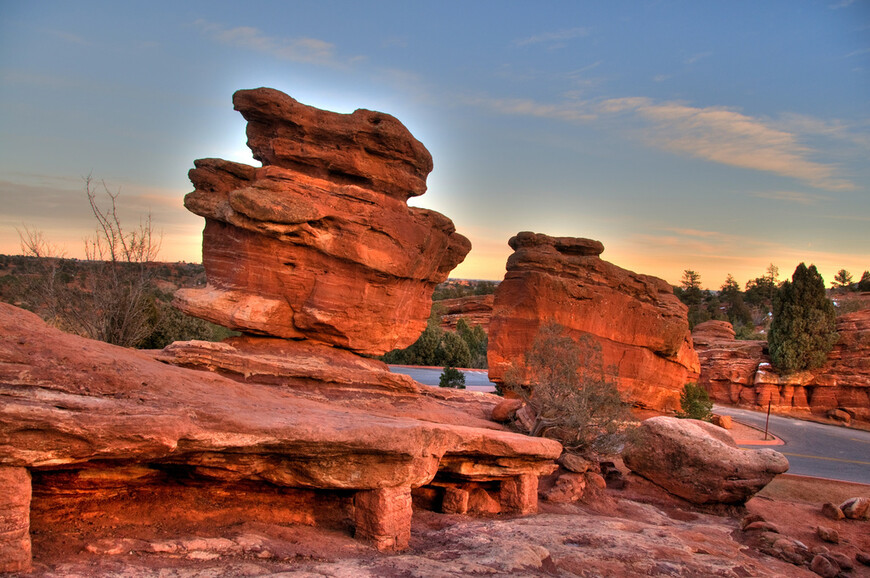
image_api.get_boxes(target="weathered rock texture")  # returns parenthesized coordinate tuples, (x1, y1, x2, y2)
(438, 294, 494, 332)
(622, 416, 789, 504)
(174, 88, 471, 355)
(487, 232, 700, 412)
(694, 309, 870, 420)
(0, 468, 31, 573)
(0, 303, 561, 568)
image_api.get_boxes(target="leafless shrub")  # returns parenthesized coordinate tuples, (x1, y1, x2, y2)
(505, 322, 635, 456)
(18, 176, 162, 347)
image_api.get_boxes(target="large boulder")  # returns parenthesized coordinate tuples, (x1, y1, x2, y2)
(487, 232, 700, 412)
(622, 416, 789, 504)
(174, 88, 471, 355)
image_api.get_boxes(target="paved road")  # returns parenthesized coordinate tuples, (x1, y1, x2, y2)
(388, 365, 497, 392)
(714, 405, 870, 485)
(389, 366, 870, 484)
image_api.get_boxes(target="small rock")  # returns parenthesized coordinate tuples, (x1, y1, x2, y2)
(826, 408, 851, 424)
(772, 538, 808, 565)
(821, 502, 844, 520)
(839, 496, 870, 520)
(558, 452, 592, 473)
(442, 486, 470, 514)
(856, 551, 870, 566)
(514, 404, 536, 433)
(541, 473, 586, 503)
(824, 552, 852, 571)
(491, 398, 523, 422)
(744, 521, 779, 533)
(467, 487, 501, 515)
(740, 513, 766, 530)
(816, 526, 839, 544)
(712, 414, 733, 429)
(585, 472, 607, 490)
(810, 553, 839, 578)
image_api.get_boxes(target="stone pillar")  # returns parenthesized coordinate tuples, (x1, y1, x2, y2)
(353, 486, 412, 551)
(0, 467, 31, 573)
(499, 473, 538, 515)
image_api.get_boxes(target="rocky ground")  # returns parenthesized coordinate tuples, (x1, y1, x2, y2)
(17, 471, 869, 577)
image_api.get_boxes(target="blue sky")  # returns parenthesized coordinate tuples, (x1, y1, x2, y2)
(1, 1, 868, 287)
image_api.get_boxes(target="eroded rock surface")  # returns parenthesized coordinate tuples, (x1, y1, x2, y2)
(622, 416, 789, 504)
(438, 294, 494, 332)
(694, 310, 870, 420)
(0, 303, 562, 568)
(488, 232, 700, 412)
(174, 88, 471, 355)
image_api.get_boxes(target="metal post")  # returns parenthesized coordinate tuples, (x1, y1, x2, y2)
(763, 398, 772, 441)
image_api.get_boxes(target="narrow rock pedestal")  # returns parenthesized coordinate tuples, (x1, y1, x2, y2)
(0, 467, 31, 573)
(353, 486, 413, 551)
(499, 473, 539, 515)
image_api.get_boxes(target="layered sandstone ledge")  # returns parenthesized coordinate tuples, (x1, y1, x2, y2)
(694, 309, 870, 420)
(0, 303, 561, 569)
(174, 88, 471, 355)
(488, 232, 700, 412)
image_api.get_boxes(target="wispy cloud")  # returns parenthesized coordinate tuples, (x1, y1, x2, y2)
(615, 98, 856, 191)
(468, 94, 855, 191)
(515, 27, 590, 47)
(685, 52, 712, 65)
(46, 29, 93, 46)
(195, 20, 350, 67)
(753, 190, 830, 205)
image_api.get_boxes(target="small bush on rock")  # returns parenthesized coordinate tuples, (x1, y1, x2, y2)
(676, 382, 713, 421)
(505, 322, 634, 455)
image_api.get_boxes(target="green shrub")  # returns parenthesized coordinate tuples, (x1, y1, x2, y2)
(676, 382, 713, 421)
(769, 263, 838, 373)
(439, 366, 466, 389)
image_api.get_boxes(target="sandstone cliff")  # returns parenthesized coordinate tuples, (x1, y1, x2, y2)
(694, 308, 870, 420)
(488, 232, 700, 412)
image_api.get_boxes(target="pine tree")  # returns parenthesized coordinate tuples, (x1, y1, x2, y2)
(768, 263, 838, 373)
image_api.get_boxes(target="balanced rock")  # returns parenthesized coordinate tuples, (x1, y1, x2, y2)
(488, 232, 700, 412)
(622, 416, 789, 504)
(174, 88, 471, 355)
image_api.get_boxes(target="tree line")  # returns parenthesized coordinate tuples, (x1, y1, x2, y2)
(676, 262, 852, 374)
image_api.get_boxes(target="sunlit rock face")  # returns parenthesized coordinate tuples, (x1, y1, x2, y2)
(487, 232, 700, 412)
(694, 310, 870, 420)
(174, 88, 471, 356)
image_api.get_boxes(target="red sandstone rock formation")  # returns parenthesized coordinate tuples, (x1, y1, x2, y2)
(622, 416, 789, 505)
(174, 88, 471, 355)
(694, 309, 870, 420)
(438, 294, 494, 332)
(0, 303, 561, 568)
(487, 232, 700, 412)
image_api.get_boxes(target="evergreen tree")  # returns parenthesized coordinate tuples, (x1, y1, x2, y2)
(768, 263, 838, 373)
(859, 271, 870, 292)
(832, 269, 853, 289)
